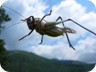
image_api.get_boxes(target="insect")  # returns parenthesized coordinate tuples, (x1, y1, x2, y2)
(2, 6, 96, 50)
(18, 10, 96, 50)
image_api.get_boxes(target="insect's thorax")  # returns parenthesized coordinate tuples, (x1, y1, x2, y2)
(34, 18, 48, 35)
(35, 18, 47, 26)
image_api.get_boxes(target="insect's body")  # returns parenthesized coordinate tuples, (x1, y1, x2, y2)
(30, 18, 76, 37)
(18, 10, 96, 50)
(35, 18, 62, 37)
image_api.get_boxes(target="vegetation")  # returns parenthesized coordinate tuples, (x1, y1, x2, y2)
(1, 50, 95, 72)
(0, 6, 11, 32)
(0, 6, 11, 69)
(0, 39, 6, 63)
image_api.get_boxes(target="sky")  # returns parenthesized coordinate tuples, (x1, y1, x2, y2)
(0, 0, 96, 64)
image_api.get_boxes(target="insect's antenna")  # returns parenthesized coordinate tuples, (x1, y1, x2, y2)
(2, 21, 24, 31)
(2, 5, 25, 18)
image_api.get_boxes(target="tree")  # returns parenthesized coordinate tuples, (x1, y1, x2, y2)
(0, 6, 11, 32)
(0, 40, 6, 62)
(0, 6, 11, 63)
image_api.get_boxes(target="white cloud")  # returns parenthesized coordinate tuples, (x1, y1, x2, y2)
(0, 0, 7, 6)
(30, 43, 77, 60)
(89, 0, 96, 8)
(1, 0, 96, 63)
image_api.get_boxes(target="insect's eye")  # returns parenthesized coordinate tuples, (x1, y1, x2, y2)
(29, 17, 32, 21)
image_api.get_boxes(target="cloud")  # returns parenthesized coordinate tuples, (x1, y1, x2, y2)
(78, 52, 96, 63)
(0, 0, 96, 63)
(89, 0, 96, 8)
(0, 0, 7, 6)
(29, 43, 77, 60)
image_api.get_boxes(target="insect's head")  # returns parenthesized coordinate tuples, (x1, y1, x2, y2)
(21, 16, 35, 23)
(21, 16, 35, 30)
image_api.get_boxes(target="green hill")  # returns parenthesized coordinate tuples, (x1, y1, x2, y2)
(1, 50, 95, 72)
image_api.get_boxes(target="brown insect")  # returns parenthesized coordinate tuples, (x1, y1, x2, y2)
(19, 10, 96, 50)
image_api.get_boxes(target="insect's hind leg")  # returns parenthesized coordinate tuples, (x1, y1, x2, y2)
(56, 16, 75, 50)
(64, 18, 96, 36)
(56, 16, 65, 27)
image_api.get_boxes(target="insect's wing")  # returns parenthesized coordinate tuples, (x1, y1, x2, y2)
(63, 27, 76, 34)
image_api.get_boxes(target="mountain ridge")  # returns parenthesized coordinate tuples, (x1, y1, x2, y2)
(1, 50, 95, 72)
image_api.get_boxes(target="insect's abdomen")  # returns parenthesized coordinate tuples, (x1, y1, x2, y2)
(35, 26, 63, 37)
(62, 27, 76, 34)
(44, 27, 64, 37)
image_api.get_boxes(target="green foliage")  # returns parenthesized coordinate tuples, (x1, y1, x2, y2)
(0, 6, 11, 65)
(0, 7, 11, 32)
(1, 50, 95, 72)
(0, 40, 6, 53)
(0, 40, 7, 64)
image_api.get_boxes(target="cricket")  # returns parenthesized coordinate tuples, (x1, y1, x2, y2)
(2, 6, 96, 50)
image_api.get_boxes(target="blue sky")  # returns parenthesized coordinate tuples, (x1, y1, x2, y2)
(45, 0, 96, 13)
(76, 0, 96, 12)
(0, 0, 96, 63)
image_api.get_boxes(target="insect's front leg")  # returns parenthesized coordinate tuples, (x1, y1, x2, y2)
(21, 19, 26, 21)
(39, 35, 44, 44)
(40, 10, 52, 23)
(19, 30, 33, 41)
